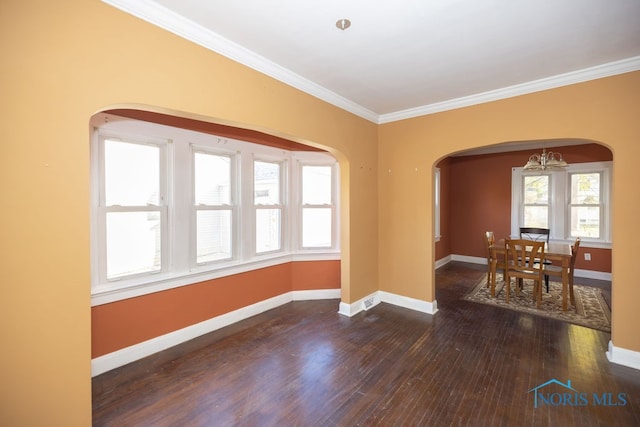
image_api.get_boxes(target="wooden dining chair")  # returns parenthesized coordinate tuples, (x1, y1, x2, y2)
(504, 238, 546, 307)
(485, 231, 505, 288)
(542, 237, 581, 306)
(519, 227, 551, 292)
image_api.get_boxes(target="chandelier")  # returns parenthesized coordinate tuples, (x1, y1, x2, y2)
(523, 147, 568, 171)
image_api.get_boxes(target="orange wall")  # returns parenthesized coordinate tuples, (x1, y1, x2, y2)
(436, 143, 612, 272)
(2, 1, 639, 424)
(1, 1, 377, 425)
(379, 72, 640, 362)
(92, 260, 340, 357)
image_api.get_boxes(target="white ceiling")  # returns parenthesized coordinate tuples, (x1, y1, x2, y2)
(104, 0, 640, 124)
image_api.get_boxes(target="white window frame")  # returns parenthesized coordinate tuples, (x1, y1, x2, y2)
(293, 152, 339, 252)
(90, 113, 339, 305)
(252, 157, 286, 256)
(94, 130, 171, 282)
(511, 161, 612, 247)
(191, 146, 238, 267)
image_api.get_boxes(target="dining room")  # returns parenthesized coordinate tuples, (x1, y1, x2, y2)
(434, 140, 612, 326)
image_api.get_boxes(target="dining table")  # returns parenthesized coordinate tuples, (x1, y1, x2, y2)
(489, 239, 573, 310)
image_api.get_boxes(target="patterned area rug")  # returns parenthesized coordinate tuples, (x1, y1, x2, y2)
(464, 273, 611, 332)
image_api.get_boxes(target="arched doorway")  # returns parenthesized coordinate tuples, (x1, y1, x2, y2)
(434, 139, 612, 324)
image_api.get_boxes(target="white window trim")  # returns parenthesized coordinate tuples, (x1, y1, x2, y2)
(253, 157, 287, 256)
(511, 161, 612, 248)
(190, 146, 238, 267)
(293, 153, 340, 251)
(90, 113, 339, 306)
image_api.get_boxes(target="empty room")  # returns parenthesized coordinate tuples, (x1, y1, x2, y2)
(3, 1, 640, 425)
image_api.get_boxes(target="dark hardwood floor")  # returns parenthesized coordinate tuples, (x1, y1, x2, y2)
(92, 262, 639, 426)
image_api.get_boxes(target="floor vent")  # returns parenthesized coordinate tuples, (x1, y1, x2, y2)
(363, 297, 375, 310)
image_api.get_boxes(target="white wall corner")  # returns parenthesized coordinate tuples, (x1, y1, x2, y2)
(379, 291, 438, 315)
(338, 301, 359, 317)
(435, 255, 452, 269)
(606, 341, 640, 371)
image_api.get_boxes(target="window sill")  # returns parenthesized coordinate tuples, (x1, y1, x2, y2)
(91, 251, 340, 306)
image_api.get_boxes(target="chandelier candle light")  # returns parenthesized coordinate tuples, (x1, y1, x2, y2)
(524, 147, 568, 171)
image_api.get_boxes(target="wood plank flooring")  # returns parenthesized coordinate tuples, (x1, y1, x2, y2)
(92, 262, 639, 426)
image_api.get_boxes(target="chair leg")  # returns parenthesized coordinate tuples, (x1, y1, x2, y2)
(505, 276, 510, 303)
(569, 276, 575, 305)
(545, 274, 549, 293)
(486, 265, 491, 288)
(536, 280, 542, 307)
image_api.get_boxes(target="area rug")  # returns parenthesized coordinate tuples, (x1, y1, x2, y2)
(464, 274, 611, 332)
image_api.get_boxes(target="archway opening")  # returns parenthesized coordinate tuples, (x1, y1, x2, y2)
(434, 138, 612, 324)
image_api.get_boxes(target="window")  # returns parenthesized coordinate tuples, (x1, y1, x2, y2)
(254, 160, 283, 254)
(99, 137, 166, 280)
(511, 162, 611, 245)
(193, 150, 234, 264)
(569, 172, 602, 239)
(301, 165, 333, 248)
(523, 175, 549, 228)
(91, 113, 338, 303)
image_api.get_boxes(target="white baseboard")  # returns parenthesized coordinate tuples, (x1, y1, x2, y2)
(338, 292, 380, 317)
(292, 289, 340, 301)
(450, 254, 486, 265)
(337, 290, 437, 318)
(606, 341, 640, 371)
(443, 254, 612, 281)
(92, 288, 339, 377)
(435, 255, 452, 269)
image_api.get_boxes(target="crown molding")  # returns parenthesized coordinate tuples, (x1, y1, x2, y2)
(378, 56, 640, 124)
(103, 1, 640, 125)
(101, 0, 379, 123)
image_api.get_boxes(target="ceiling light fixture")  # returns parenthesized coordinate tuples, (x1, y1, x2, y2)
(523, 147, 568, 171)
(336, 19, 351, 31)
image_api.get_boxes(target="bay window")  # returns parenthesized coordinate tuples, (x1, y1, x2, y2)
(91, 113, 339, 304)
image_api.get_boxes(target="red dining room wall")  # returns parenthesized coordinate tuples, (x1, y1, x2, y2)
(436, 143, 612, 273)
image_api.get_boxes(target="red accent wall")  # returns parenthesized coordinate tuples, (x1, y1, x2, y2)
(92, 260, 340, 358)
(436, 143, 612, 272)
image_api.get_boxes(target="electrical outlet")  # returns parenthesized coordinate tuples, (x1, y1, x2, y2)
(584, 253, 591, 261)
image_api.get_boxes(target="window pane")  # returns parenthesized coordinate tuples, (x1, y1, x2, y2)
(254, 161, 280, 204)
(524, 206, 548, 228)
(105, 139, 159, 206)
(302, 208, 332, 247)
(523, 175, 548, 204)
(194, 152, 231, 205)
(302, 166, 332, 205)
(571, 206, 600, 238)
(256, 208, 281, 253)
(196, 210, 232, 263)
(571, 173, 600, 204)
(106, 211, 161, 279)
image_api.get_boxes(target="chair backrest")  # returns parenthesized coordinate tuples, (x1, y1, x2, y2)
(519, 227, 550, 243)
(570, 237, 581, 269)
(485, 231, 495, 251)
(505, 238, 545, 269)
